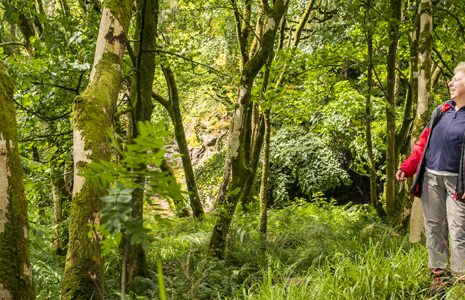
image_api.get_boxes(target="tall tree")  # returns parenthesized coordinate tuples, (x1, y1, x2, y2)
(160, 64, 204, 217)
(0, 62, 35, 299)
(364, 0, 385, 216)
(385, 0, 402, 221)
(410, 0, 432, 242)
(61, 1, 132, 298)
(209, 0, 289, 258)
(50, 158, 71, 255)
(258, 0, 316, 238)
(122, 0, 158, 291)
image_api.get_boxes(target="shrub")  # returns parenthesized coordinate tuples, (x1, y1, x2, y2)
(269, 128, 351, 206)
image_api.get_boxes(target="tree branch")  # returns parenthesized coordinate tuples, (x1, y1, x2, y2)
(0, 41, 28, 48)
(32, 81, 79, 93)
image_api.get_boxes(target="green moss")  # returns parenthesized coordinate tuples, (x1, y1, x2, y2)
(103, 0, 132, 30)
(62, 52, 124, 300)
(62, 17, 131, 297)
(61, 180, 104, 299)
(0, 63, 35, 299)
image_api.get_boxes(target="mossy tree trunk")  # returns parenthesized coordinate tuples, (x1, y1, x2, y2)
(150, 59, 203, 218)
(410, 0, 432, 242)
(209, 0, 289, 258)
(257, 0, 316, 235)
(161, 65, 204, 218)
(0, 62, 35, 300)
(122, 0, 158, 291)
(61, 2, 132, 299)
(364, 0, 385, 217)
(50, 159, 71, 256)
(385, 0, 402, 222)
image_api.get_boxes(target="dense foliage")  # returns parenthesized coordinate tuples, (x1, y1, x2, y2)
(269, 128, 351, 206)
(2, 0, 465, 298)
(32, 200, 464, 299)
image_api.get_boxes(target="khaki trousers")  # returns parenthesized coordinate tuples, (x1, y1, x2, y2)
(422, 170, 465, 274)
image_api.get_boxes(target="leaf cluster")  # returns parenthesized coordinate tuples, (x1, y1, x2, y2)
(82, 122, 184, 253)
(269, 127, 351, 206)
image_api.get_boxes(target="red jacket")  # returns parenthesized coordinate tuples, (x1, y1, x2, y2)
(399, 102, 452, 196)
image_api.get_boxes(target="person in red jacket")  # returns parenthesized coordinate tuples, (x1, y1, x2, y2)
(397, 63, 465, 289)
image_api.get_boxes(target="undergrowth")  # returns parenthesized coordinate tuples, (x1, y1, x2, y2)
(33, 200, 465, 299)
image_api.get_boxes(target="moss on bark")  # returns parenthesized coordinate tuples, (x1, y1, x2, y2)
(62, 0, 132, 295)
(209, 0, 288, 258)
(0, 62, 35, 299)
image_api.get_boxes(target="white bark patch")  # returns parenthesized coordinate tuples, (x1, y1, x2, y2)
(239, 85, 248, 99)
(229, 105, 244, 158)
(90, 8, 126, 81)
(23, 263, 32, 279)
(23, 225, 28, 239)
(73, 130, 91, 196)
(265, 18, 276, 31)
(0, 284, 12, 300)
(0, 134, 10, 233)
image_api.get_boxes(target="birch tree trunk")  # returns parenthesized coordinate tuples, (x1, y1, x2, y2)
(410, 0, 432, 243)
(0, 62, 35, 300)
(209, 0, 289, 258)
(61, 2, 132, 299)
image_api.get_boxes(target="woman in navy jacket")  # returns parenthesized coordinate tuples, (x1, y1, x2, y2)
(397, 62, 465, 289)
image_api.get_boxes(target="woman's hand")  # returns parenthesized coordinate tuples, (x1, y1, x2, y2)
(396, 169, 407, 181)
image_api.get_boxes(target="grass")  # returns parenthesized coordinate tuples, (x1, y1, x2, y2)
(33, 200, 465, 299)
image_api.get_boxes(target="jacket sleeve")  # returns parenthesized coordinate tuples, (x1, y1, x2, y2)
(399, 126, 430, 177)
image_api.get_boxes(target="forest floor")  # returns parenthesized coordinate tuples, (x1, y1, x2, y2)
(31, 200, 465, 299)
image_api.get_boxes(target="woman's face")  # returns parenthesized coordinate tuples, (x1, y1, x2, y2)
(449, 71, 465, 101)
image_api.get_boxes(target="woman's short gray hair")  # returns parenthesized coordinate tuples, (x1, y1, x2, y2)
(455, 62, 465, 74)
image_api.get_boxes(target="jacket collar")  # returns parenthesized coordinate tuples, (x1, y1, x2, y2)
(441, 100, 454, 112)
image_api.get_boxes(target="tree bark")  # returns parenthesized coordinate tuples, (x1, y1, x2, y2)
(209, 0, 289, 258)
(259, 109, 270, 242)
(122, 0, 158, 290)
(385, 0, 402, 222)
(364, 0, 385, 217)
(0, 62, 35, 300)
(291, 0, 315, 48)
(410, 0, 432, 243)
(162, 65, 204, 218)
(51, 159, 71, 256)
(61, 2, 132, 299)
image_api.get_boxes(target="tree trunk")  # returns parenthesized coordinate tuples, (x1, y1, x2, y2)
(61, 3, 132, 299)
(410, 0, 432, 243)
(259, 109, 270, 244)
(364, 0, 385, 217)
(51, 160, 71, 256)
(122, 0, 158, 290)
(385, 0, 402, 222)
(0, 62, 35, 300)
(291, 0, 315, 48)
(150, 90, 195, 217)
(209, 0, 289, 258)
(17, 13, 35, 52)
(162, 65, 204, 218)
